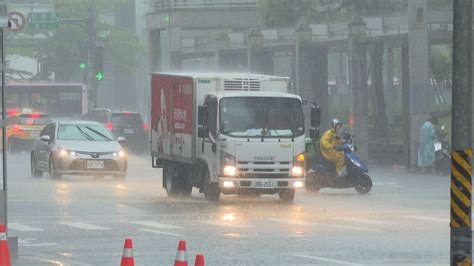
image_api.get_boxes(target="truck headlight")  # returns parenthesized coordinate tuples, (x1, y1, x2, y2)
(223, 165, 237, 177)
(291, 166, 304, 177)
(292, 153, 305, 177)
(294, 181, 304, 188)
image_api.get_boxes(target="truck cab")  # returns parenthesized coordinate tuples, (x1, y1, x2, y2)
(198, 92, 305, 202)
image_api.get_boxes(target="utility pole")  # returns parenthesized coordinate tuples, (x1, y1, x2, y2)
(88, 2, 98, 108)
(451, 0, 472, 265)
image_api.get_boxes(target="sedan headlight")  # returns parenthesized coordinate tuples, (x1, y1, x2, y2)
(113, 151, 126, 158)
(59, 149, 68, 157)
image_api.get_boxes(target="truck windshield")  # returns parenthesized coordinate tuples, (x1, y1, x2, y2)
(219, 97, 304, 138)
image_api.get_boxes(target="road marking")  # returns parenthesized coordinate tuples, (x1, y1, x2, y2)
(373, 182, 405, 188)
(9, 223, 44, 232)
(139, 228, 184, 237)
(405, 215, 449, 223)
(19, 243, 58, 247)
(339, 217, 392, 225)
(59, 222, 111, 230)
(266, 218, 383, 232)
(199, 220, 251, 228)
(293, 254, 362, 265)
(130, 221, 183, 229)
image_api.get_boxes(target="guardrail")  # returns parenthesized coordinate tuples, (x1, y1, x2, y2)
(152, 0, 257, 11)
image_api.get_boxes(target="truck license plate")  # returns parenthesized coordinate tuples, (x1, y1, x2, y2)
(87, 160, 104, 169)
(255, 180, 274, 188)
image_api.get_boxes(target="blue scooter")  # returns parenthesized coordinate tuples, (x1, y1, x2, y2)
(305, 133, 372, 194)
(305, 104, 372, 194)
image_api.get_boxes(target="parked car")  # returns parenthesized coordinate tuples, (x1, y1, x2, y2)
(30, 120, 128, 180)
(81, 109, 149, 153)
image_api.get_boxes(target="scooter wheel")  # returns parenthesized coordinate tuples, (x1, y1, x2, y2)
(355, 173, 372, 194)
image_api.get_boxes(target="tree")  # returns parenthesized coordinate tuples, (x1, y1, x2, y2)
(6, 0, 145, 81)
(430, 45, 452, 84)
(257, 0, 407, 28)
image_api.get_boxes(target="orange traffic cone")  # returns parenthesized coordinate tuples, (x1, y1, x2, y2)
(0, 224, 10, 266)
(120, 238, 135, 266)
(174, 240, 188, 266)
(195, 254, 205, 266)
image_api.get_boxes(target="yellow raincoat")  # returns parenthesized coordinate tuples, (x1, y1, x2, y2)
(319, 128, 345, 174)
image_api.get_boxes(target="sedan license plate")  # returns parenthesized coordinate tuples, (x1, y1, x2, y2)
(255, 180, 274, 188)
(87, 160, 104, 169)
(124, 128, 134, 134)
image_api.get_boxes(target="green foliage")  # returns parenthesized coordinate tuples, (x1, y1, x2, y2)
(257, 0, 407, 27)
(430, 45, 452, 83)
(7, 0, 144, 81)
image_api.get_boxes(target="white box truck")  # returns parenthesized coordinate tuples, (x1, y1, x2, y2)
(151, 73, 309, 202)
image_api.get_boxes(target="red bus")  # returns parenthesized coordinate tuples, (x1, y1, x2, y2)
(4, 81, 88, 118)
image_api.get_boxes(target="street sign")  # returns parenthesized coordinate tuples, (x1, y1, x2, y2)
(27, 12, 59, 31)
(8, 11, 26, 32)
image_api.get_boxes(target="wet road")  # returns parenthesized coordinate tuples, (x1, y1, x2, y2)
(5, 153, 449, 265)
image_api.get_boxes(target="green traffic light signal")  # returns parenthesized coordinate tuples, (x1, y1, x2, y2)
(95, 72, 104, 81)
(79, 63, 87, 70)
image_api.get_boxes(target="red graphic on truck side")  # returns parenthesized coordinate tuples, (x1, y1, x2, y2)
(151, 75, 193, 155)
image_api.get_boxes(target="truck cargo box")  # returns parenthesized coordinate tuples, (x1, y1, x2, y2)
(151, 73, 194, 163)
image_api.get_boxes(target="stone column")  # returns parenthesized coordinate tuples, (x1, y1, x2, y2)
(216, 32, 231, 71)
(408, 0, 430, 167)
(401, 41, 411, 167)
(295, 21, 312, 96)
(348, 18, 369, 162)
(169, 26, 182, 70)
(149, 29, 161, 72)
(370, 42, 388, 140)
(246, 28, 273, 75)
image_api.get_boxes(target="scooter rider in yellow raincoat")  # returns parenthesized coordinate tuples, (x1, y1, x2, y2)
(320, 119, 346, 177)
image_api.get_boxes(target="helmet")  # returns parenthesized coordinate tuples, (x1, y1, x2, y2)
(331, 118, 343, 131)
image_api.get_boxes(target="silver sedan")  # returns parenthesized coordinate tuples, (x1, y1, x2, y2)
(31, 121, 128, 180)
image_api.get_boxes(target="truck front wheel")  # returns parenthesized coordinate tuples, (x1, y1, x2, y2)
(279, 189, 295, 203)
(202, 168, 220, 202)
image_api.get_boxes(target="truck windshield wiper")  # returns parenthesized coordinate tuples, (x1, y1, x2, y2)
(76, 126, 94, 141)
(85, 126, 112, 141)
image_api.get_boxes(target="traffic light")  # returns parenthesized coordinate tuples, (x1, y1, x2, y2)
(94, 45, 104, 81)
(79, 62, 87, 70)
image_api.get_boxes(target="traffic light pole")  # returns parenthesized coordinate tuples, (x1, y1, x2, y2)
(88, 4, 98, 108)
(451, 0, 472, 265)
(59, 4, 98, 109)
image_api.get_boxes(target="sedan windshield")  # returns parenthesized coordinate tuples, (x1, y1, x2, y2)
(219, 97, 304, 138)
(57, 124, 115, 141)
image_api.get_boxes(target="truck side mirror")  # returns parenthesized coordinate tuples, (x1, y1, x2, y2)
(310, 105, 321, 127)
(198, 106, 208, 126)
(198, 127, 209, 138)
(309, 127, 319, 140)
